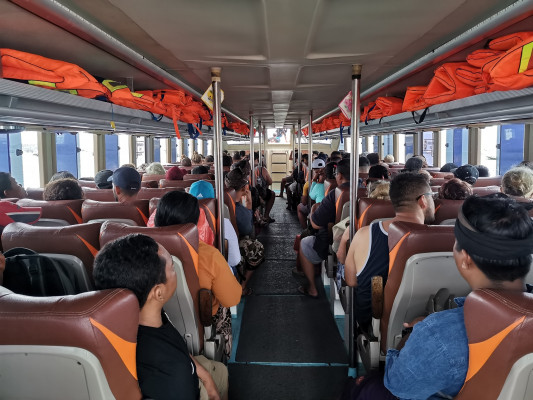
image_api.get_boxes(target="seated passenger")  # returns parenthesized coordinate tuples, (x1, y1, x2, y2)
(366, 152, 380, 167)
(166, 166, 187, 181)
(181, 156, 192, 167)
(192, 165, 209, 175)
(475, 164, 490, 177)
(145, 162, 166, 176)
(342, 173, 435, 331)
(93, 234, 228, 400)
(366, 164, 389, 186)
(383, 154, 395, 164)
(225, 168, 253, 237)
(501, 166, 533, 200)
(298, 159, 325, 229)
(43, 178, 84, 201)
(437, 177, 473, 200)
(110, 166, 142, 203)
(440, 162, 458, 172)
(0, 172, 27, 199)
(297, 159, 351, 298)
(154, 191, 241, 316)
(205, 155, 214, 163)
(94, 169, 114, 189)
(191, 152, 202, 165)
(253, 152, 275, 224)
(384, 194, 533, 399)
(49, 171, 76, 182)
(367, 180, 390, 200)
(189, 180, 242, 270)
(453, 164, 479, 185)
(402, 157, 423, 173)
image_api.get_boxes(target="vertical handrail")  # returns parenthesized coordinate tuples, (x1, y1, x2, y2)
(250, 114, 255, 186)
(212, 67, 225, 254)
(347, 64, 362, 370)
(308, 112, 313, 189)
(298, 119, 302, 177)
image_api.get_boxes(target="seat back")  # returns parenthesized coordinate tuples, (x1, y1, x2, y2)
(357, 198, 395, 229)
(334, 186, 350, 224)
(140, 180, 158, 188)
(224, 188, 239, 237)
(136, 187, 183, 201)
(183, 173, 214, 181)
(199, 198, 218, 243)
(26, 188, 44, 200)
(472, 186, 501, 196)
(433, 198, 464, 225)
(429, 177, 447, 186)
(2, 222, 101, 280)
(381, 221, 455, 352)
(455, 289, 533, 400)
(0, 287, 142, 400)
(386, 252, 470, 350)
(474, 176, 502, 187)
(78, 180, 97, 188)
(82, 188, 115, 201)
(82, 199, 149, 226)
(99, 221, 204, 355)
(17, 199, 84, 225)
(142, 174, 166, 182)
(159, 179, 192, 189)
(324, 179, 337, 196)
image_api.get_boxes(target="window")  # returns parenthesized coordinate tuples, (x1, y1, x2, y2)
(105, 134, 119, 171)
(159, 138, 169, 164)
(498, 124, 524, 174)
(56, 132, 78, 178)
(422, 131, 434, 167)
(136, 136, 145, 166)
(452, 128, 469, 166)
(20, 131, 40, 188)
(480, 125, 498, 176)
(404, 134, 414, 160)
(77, 132, 95, 178)
(373, 136, 379, 153)
(383, 134, 393, 157)
(118, 134, 130, 167)
(170, 137, 177, 162)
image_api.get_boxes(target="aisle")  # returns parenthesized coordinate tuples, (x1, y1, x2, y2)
(228, 198, 348, 400)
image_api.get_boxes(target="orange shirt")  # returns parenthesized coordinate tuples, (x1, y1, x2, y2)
(198, 241, 242, 315)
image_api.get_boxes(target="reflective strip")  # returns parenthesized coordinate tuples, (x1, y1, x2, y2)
(388, 232, 410, 274)
(358, 204, 372, 230)
(76, 234, 98, 257)
(519, 42, 533, 73)
(28, 80, 56, 88)
(67, 206, 83, 224)
(90, 317, 137, 380)
(131, 92, 143, 98)
(178, 232, 199, 274)
(102, 79, 128, 92)
(136, 207, 148, 225)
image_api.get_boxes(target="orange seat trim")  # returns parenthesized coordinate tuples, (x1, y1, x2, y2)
(76, 234, 98, 257)
(67, 206, 83, 224)
(178, 232, 199, 274)
(388, 232, 410, 274)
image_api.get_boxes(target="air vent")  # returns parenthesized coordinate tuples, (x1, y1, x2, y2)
(0, 125, 25, 134)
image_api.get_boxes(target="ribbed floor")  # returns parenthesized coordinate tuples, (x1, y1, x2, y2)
(228, 198, 348, 400)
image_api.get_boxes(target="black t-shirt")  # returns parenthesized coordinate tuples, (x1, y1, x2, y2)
(137, 316, 199, 400)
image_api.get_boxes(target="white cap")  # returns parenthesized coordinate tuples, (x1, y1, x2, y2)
(312, 159, 325, 169)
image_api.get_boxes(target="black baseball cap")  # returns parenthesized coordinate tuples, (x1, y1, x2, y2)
(109, 167, 141, 191)
(94, 169, 113, 189)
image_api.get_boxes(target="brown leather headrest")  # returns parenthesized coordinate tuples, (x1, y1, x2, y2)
(224, 189, 238, 237)
(99, 221, 201, 338)
(140, 180, 158, 188)
(159, 179, 191, 189)
(78, 180, 97, 188)
(82, 199, 148, 226)
(199, 198, 217, 240)
(1, 222, 101, 277)
(17, 198, 84, 225)
(357, 198, 395, 229)
(142, 174, 166, 182)
(183, 174, 214, 181)
(136, 187, 183, 201)
(433, 198, 464, 225)
(82, 188, 115, 202)
(380, 221, 455, 353)
(429, 177, 447, 186)
(0, 287, 142, 400)
(474, 176, 502, 187)
(26, 188, 44, 200)
(334, 187, 350, 224)
(472, 186, 500, 196)
(456, 289, 533, 399)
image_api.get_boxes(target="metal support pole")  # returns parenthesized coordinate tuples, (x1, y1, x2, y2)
(250, 114, 255, 186)
(298, 119, 302, 176)
(259, 125, 264, 168)
(347, 64, 362, 372)
(211, 67, 225, 254)
(308, 112, 313, 188)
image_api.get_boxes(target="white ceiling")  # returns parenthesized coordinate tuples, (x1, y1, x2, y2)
(0, 0, 522, 128)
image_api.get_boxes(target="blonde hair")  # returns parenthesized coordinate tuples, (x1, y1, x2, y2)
(384, 154, 394, 163)
(368, 180, 390, 200)
(191, 153, 202, 164)
(501, 167, 533, 198)
(145, 162, 165, 175)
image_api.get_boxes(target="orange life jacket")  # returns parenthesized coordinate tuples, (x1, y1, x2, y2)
(423, 62, 476, 105)
(402, 86, 429, 112)
(466, 49, 504, 68)
(102, 80, 167, 114)
(0, 48, 109, 99)
(360, 101, 376, 122)
(374, 97, 404, 117)
(488, 31, 533, 51)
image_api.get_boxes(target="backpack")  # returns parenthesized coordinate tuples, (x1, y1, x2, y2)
(3, 247, 78, 296)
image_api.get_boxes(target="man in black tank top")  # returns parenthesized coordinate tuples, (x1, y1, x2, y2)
(343, 173, 436, 332)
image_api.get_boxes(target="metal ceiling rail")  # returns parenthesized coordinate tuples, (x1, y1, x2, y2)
(302, 0, 533, 130)
(10, 0, 249, 125)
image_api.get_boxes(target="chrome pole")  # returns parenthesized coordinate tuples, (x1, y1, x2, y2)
(250, 114, 255, 186)
(211, 67, 225, 254)
(298, 119, 302, 176)
(308, 112, 313, 188)
(347, 64, 362, 371)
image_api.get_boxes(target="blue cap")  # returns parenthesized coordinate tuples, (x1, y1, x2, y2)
(189, 180, 214, 199)
(109, 167, 141, 191)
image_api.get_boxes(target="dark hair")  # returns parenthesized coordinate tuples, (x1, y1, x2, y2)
(233, 151, 242, 162)
(368, 165, 389, 180)
(325, 162, 336, 180)
(440, 162, 458, 172)
(206, 155, 214, 163)
(404, 157, 423, 172)
(302, 154, 309, 161)
(456, 194, 533, 281)
(181, 157, 192, 167)
(438, 178, 473, 200)
(330, 151, 341, 160)
(366, 153, 380, 165)
(49, 171, 76, 182)
(231, 159, 251, 176)
(517, 160, 533, 170)
(192, 165, 209, 175)
(93, 234, 166, 308)
(475, 165, 490, 178)
(359, 156, 370, 167)
(0, 172, 13, 198)
(336, 159, 350, 180)
(43, 178, 84, 201)
(239, 150, 246, 157)
(389, 172, 430, 210)
(120, 186, 141, 198)
(223, 155, 233, 167)
(155, 191, 200, 227)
